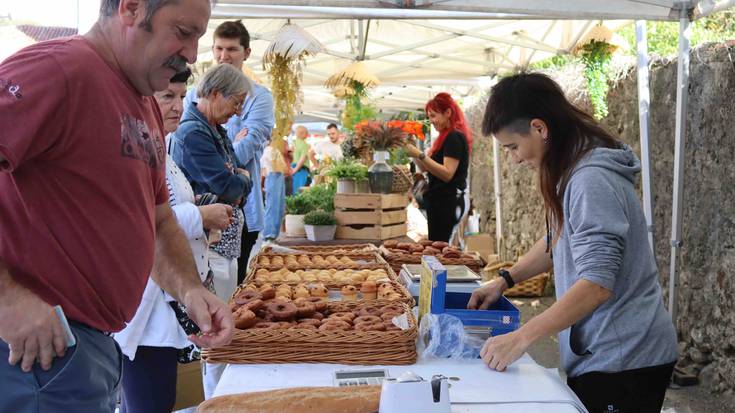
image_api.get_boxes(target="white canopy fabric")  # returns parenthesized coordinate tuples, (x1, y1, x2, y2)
(198, 18, 629, 119)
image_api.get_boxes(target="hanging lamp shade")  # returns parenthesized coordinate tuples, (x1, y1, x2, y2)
(332, 85, 355, 98)
(263, 23, 323, 66)
(324, 61, 380, 90)
(574, 24, 627, 54)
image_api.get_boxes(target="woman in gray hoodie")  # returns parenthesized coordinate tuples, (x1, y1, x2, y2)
(470, 73, 678, 413)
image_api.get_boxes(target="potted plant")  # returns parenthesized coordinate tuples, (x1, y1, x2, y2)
(284, 193, 311, 237)
(303, 209, 337, 242)
(326, 159, 368, 194)
(353, 120, 424, 193)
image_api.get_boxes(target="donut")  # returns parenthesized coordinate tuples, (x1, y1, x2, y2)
(234, 290, 262, 305)
(266, 301, 298, 321)
(294, 300, 316, 318)
(354, 315, 382, 325)
(381, 305, 404, 315)
(242, 298, 264, 312)
(358, 307, 382, 318)
(259, 286, 276, 300)
(233, 308, 257, 329)
(276, 321, 295, 329)
(296, 318, 322, 327)
(301, 297, 328, 312)
(311, 311, 325, 320)
(328, 312, 356, 322)
(319, 320, 352, 331)
(381, 312, 402, 322)
(355, 321, 387, 331)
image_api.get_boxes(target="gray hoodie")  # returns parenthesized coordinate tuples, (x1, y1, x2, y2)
(553, 144, 678, 378)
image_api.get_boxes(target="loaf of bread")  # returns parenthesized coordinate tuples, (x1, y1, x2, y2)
(196, 385, 381, 413)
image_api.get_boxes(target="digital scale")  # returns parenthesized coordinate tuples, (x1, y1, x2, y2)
(333, 369, 388, 387)
(399, 263, 483, 299)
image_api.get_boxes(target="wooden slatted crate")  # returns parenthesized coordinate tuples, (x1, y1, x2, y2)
(334, 194, 409, 240)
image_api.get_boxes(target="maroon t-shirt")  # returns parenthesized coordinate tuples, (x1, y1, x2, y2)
(0, 37, 168, 332)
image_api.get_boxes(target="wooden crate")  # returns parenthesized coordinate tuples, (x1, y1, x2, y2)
(334, 193, 410, 210)
(334, 194, 409, 240)
(336, 222, 408, 240)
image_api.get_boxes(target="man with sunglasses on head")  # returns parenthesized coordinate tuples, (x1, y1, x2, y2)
(0, 1, 234, 412)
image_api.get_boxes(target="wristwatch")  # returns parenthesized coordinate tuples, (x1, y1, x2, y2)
(418, 153, 426, 160)
(498, 268, 515, 289)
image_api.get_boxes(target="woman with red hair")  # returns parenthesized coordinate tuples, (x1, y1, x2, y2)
(404, 92, 473, 242)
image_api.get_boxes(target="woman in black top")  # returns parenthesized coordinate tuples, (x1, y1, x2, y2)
(404, 92, 473, 242)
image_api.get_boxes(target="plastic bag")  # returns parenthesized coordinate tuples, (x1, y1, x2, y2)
(418, 313, 487, 360)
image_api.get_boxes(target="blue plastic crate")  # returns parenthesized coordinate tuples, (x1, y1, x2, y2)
(441, 292, 520, 336)
(419, 256, 520, 337)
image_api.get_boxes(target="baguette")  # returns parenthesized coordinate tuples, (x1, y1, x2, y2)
(197, 385, 381, 413)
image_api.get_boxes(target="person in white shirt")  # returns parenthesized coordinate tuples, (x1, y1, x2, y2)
(114, 69, 233, 413)
(312, 123, 344, 168)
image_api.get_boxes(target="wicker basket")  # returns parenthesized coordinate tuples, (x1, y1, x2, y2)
(379, 246, 485, 274)
(483, 261, 550, 297)
(391, 165, 413, 194)
(259, 244, 379, 254)
(201, 302, 418, 365)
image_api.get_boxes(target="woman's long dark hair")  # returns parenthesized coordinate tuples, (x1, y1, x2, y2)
(481, 73, 620, 235)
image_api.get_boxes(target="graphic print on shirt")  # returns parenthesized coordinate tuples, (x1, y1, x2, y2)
(120, 113, 165, 168)
(0, 78, 23, 100)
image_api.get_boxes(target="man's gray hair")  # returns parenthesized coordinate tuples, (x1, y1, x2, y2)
(99, 0, 217, 31)
(197, 64, 253, 100)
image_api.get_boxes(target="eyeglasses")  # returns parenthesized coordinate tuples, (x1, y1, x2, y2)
(229, 95, 245, 112)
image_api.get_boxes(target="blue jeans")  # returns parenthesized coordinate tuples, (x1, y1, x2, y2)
(291, 164, 309, 194)
(263, 172, 285, 240)
(0, 322, 122, 413)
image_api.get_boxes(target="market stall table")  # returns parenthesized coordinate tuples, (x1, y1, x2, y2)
(213, 355, 587, 412)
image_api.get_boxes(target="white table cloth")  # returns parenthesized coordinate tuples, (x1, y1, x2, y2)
(213, 355, 587, 412)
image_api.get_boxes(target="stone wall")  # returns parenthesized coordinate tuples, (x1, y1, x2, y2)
(466, 43, 735, 401)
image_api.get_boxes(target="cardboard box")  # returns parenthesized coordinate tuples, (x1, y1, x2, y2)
(464, 233, 495, 262)
(173, 362, 204, 410)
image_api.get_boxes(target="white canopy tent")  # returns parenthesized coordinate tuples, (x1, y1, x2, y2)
(199, 0, 735, 325)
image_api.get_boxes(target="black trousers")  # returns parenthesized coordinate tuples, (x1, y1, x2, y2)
(567, 361, 675, 413)
(237, 230, 259, 285)
(120, 346, 178, 413)
(425, 193, 465, 242)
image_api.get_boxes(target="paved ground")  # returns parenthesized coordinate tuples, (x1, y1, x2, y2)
(514, 296, 732, 413)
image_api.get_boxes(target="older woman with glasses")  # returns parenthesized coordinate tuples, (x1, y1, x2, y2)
(170, 64, 252, 306)
(169, 63, 254, 403)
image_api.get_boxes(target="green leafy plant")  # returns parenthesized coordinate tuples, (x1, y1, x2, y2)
(303, 209, 337, 226)
(618, 12, 735, 58)
(299, 183, 336, 212)
(342, 80, 379, 131)
(285, 193, 312, 215)
(326, 159, 369, 181)
(578, 40, 616, 119)
(388, 147, 411, 166)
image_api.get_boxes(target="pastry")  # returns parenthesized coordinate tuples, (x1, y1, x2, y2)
(341, 285, 358, 301)
(360, 281, 377, 300)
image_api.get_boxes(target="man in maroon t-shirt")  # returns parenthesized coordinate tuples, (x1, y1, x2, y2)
(0, 0, 233, 411)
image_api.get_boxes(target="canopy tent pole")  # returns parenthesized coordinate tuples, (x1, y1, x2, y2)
(493, 138, 504, 260)
(635, 20, 655, 252)
(669, 4, 692, 322)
